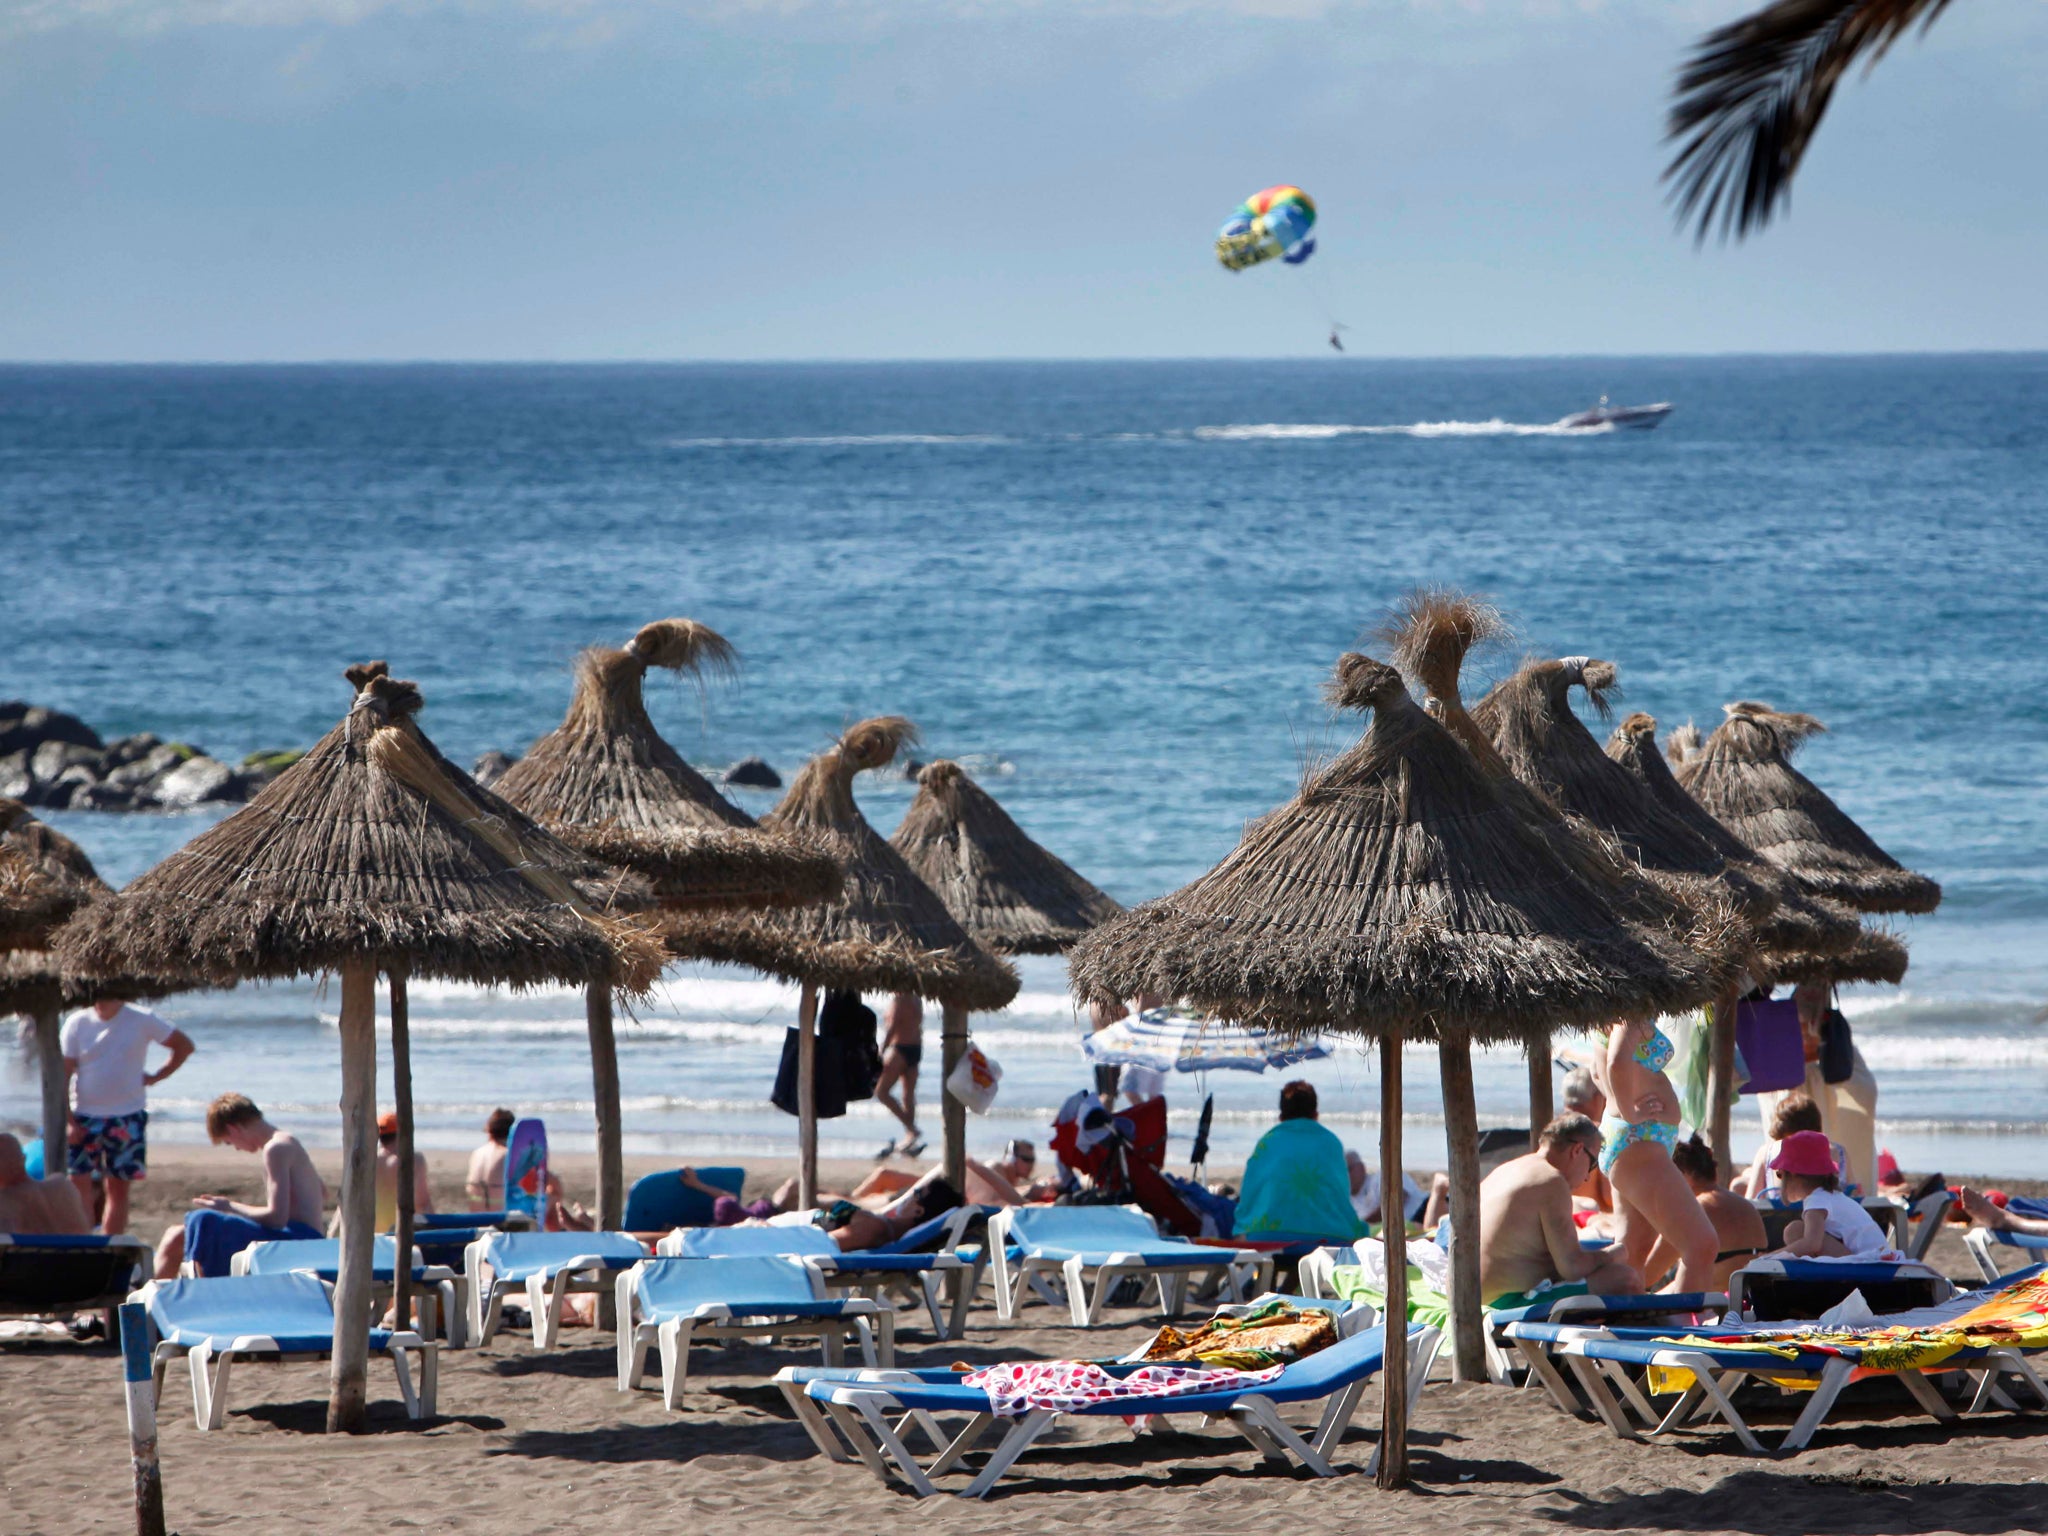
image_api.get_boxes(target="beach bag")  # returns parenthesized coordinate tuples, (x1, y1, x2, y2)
(1818, 1007, 1855, 1085)
(770, 1025, 851, 1120)
(821, 990, 882, 1101)
(1734, 997, 1806, 1095)
(945, 1043, 1002, 1114)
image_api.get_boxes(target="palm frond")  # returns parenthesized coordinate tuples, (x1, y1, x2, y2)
(1665, 0, 1955, 241)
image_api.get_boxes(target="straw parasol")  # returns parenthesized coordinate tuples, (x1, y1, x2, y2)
(1673, 702, 1942, 916)
(1379, 592, 1745, 1150)
(1761, 922, 1908, 989)
(1069, 653, 1726, 1481)
(2, 799, 116, 1158)
(57, 666, 663, 1433)
(491, 619, 844, 1236)
(890, 758, 1121, 1191)
(494, 619, 842, 908)
(666, 719, 1018, 1205)
(1605, 712, 1861, 964)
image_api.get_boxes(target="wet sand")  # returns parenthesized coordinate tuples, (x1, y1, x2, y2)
(3, 1150, 2045, 1535)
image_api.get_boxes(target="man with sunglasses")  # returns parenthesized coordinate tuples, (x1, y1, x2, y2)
(1477, 1113, 1643, 1309)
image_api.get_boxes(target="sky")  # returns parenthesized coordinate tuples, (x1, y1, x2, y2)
(3, 0, 2047, 360)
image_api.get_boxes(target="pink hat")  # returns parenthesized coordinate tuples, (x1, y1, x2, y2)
(1770, 1130, 1837, 1178)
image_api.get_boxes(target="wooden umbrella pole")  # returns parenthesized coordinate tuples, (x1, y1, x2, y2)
(1439, 1027, 1485, 1383)
(1707, 985, 1739, 1180)
(1526, 1029, 1553, 1149)
(940, 1003, 968, 1196)
(796, 984, 819, 1210)
(390, 972, 415, 1345)
(34, 1003, 66, 1172)
(587, 980, 624, 1232)
(328, 962, 378, 1434)
(1376, 1026, 1409, 1490)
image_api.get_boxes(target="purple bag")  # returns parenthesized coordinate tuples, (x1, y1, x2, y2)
(1734, 997, 1806, 1095)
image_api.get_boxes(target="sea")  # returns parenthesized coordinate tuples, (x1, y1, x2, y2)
(3, 357, 2044, 1179)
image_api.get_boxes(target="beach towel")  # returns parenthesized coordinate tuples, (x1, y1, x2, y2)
(1137, 1298, 1337, 1369)
(961, 1358, 1282, 1416)
(182, 1211, 323, 1278)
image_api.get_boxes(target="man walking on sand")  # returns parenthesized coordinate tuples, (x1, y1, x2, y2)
(61, 996, 195, 1235)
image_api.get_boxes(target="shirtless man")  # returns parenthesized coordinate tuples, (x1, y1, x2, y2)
(0, 1133, 91, 1235)
(873, 993, 925, 1158)
(155, 1093, 326, 1277)
(1644, 1134, 1768, 1290)
(1477, 1114, 1642, 1306)
(465, 1108, 514, 1211)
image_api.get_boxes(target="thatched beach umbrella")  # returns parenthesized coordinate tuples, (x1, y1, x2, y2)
(57, 667, 663, 1432)
(1674, 702, 1942, 916)
(1069, 653, 1725, 1483)
(491, 619, 844, 1234)
(3, 800, 114, 1160)
(1762, 922, 1908, 989)
(1380, 593, 1745, 1147)
(666, 720, 1018, 1206)
(890, 759, 1121, 1191)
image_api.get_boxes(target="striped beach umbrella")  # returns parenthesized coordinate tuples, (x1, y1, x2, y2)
(1083, 1007, 1330, 1075)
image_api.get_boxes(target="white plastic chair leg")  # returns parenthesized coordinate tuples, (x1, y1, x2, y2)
(1777, 1357, 1851, 1451)
(959, 1409, 1057, 1499)
(659, 1317, 697, 1411)
(1066, 1256, 1094, 1326)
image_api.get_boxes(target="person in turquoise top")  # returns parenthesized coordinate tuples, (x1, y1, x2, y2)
(1232, 1081, 1364, 1243)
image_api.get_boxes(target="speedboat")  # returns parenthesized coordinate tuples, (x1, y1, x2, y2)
(1560, 396, 1673, 430)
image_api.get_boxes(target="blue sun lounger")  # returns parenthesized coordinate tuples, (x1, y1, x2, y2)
(1502, 1265, 2048, 1454)
(987, 1205, 1271, 1326)
(1482, 1290, 1726, 1390)
(786, 1317, 1441, 1498)
(1728, 1257, 1950, 1321)
(230, 1236, 462, 1348)
(1967, 1226, 2048, 1284)
(133, 1271, 440, 1431)
(617, 1254, 888, 1409)
(464, 1230, 648, 1349)
(0, 1232, 149, 1325)
(656, 1221, 968, 1338)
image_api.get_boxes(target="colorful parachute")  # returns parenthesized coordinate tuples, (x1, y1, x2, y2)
(1216, 185, 1317, 271)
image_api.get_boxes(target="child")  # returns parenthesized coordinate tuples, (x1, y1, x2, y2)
(1769, 1130, 1889, 1259)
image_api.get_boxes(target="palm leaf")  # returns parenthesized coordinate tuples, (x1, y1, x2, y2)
(1665, 0, 1956, 240)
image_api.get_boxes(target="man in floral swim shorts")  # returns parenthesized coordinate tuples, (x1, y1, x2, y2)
(61, 997, 196, 1234)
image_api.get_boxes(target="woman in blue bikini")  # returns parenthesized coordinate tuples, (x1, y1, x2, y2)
(1600, 1017, 1718, 1294)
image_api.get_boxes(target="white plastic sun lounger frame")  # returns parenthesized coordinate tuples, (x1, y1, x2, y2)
(985, 1206, 1273, 1327)
(225, 1240, 462, 1349)
(790, 1318, 1438, 1499)
(1503, 1324, 2048, 1454)
(464, 1235, 646, 1350)
(1963, 1226, 2048, 1285)
(616, 1258, 892, 1411)
(131, 1277, 439, 1432)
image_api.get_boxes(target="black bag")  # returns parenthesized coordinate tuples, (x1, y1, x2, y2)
(823, 990, 883, 1102)
(1818, 1007, 1855, 1085)
(770, 1024, 851, 1120)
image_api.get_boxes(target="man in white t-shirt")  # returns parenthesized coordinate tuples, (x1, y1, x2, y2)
(60, 998, 196, 1234)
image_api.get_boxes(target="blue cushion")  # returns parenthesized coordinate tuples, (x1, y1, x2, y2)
(477, 1231, 646, 1283)
(634, 1256, 842, 1321)
(667, 1225, 836, 1260)
(623, 1168, 747, 1231)
(148, 1272, 344, 1351)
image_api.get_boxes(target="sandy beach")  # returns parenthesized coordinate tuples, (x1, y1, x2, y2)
(3, 1148, 2044, 1535)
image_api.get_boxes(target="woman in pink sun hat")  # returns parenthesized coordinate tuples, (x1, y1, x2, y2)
(1769, 1130, 1892, 1260)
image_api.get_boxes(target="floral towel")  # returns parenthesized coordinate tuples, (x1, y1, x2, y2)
(1139, 1299, 1338, 1369)
(962, 1359, 1282, 1417)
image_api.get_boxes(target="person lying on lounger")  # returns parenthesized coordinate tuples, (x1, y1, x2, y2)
(1478, 1114, 1643, 1308)
(0, 1133, 91, 1235)
(1957, 1188, 2048, 1237)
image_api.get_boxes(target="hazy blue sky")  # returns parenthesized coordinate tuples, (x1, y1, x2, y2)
(4, 0, 2046, 360)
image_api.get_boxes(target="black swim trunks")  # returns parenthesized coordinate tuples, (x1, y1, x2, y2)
(888, 1042, 923, 1068)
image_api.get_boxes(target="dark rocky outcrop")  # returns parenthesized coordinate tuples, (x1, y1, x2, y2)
(722, 755, 782, 790)
(0, 702, 302, 813)
(472, 750, 517, 787)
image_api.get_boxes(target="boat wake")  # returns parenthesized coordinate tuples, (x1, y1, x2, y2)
(1192, 418, 1613, 440)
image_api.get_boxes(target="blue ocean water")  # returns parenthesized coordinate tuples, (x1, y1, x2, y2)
(3, 358, 2044, 1175)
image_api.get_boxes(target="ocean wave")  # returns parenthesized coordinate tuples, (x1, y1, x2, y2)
(1191, 419, 1611, 441)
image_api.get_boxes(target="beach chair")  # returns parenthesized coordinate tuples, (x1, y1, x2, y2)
(787, 1317, 1441, 1498)
(656, 1219, 968, 1338)
(229, 1236, 461, 1348)
(986, 1205, 1271, 1326)
(464, 1230, 648, 1349)
(132, 1271, 440, 1431)
(416, 1209, 532, 1231)
(1901, 1189, 1957, 1262)
(1500, 1265, 2048, 1454)
(1728, 1257, 1950, 1322)
(1482, 1290, 1726, 1392)
(1965, 1226, 2048, 1284)
(0, 1232, 149, 1327)
(623, 1167, 748, 1232)
(617, 1254, 889, 1409)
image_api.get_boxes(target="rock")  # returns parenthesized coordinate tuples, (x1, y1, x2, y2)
(108, 743, 194, 791)
(153, 755, 237, 807)
(236, 749, 304, 794)
(722, 756, 781, 790)
(31, 740, 100, 785)
(0, 751, 30, 800)
(0, 704, 102, 758)
(472, 750, 517, 787)
(70, 781, 137, 812)
(102, 733, 164, 769)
